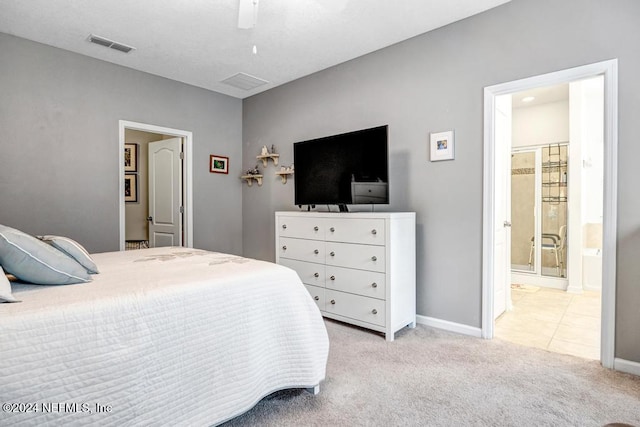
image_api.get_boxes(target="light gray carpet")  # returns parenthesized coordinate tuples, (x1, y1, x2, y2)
(224, 320, 640, 426)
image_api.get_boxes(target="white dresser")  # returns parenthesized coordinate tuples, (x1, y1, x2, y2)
(275, 211, 416, 341)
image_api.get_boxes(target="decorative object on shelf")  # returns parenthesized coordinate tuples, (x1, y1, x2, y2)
(429, 130, 455, 161)
(124, 174, 138, 203)
(210, 155, 229, 174)
(257, 145, 280, 167)
(240, 164, 263, 186)
(124, 143, 138, 172)
(275, 164, 294, 184)
(244, 164, 260, 175)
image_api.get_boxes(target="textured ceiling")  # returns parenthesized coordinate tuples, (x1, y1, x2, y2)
(0, 0, 511, 99)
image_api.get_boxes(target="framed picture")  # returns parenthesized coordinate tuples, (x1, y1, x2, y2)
(430, 131, 455, 162)
(124, 143, 139, 172)
(124, 174, 138, 203)
(210, 155, 229, 174)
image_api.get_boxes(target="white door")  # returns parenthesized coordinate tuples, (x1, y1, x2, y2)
(148, 138, 182, 248)
(494, 94, 512, 319)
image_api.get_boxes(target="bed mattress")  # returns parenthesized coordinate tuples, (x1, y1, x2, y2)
(0, 247, 329, 426)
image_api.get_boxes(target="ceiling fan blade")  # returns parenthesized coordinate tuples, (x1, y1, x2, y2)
(238, 0, 259, 29)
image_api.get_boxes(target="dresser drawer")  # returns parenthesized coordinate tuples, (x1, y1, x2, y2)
(325, 218, 385, 245)
(278, 216, 325, 240)
(279, 258, 326, 287)
(279, 237, 326, 263)
(325, 266, 386, 300)
(325, 290, 385, 327)
(325, 242, 385, 273)
(304, 284, 325, 311)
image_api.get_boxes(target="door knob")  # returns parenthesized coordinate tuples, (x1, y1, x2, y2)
(503, 221, 512, 227)
(147, 216, 153, 222)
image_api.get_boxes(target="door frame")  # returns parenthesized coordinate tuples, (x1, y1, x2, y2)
(118, 120, 194, 250)
(481, 59, 618, 369)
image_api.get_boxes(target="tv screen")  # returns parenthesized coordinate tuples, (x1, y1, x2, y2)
(294, 125, 389, 208)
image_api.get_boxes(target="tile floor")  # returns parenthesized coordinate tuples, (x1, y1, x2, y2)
(495, 284, 601, 360)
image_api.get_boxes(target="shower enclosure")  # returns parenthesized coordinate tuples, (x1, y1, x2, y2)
(511, 143, 568, 280)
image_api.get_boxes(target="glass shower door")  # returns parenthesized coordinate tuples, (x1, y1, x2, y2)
(511, 151, 536, 272)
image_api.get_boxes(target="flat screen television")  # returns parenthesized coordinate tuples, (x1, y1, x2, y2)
(294, 125, 389, 211)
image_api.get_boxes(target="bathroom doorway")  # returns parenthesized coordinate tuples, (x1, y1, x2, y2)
(497, 78, 604, 360)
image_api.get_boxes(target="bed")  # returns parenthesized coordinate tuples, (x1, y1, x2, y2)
(0, 247, 329, 426)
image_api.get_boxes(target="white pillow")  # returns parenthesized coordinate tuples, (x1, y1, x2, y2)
(0, 225, 91, 285)
(1, 265, 18, 303)
(39, 235, 99, 274)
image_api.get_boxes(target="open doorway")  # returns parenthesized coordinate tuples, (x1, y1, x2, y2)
(497, 79, 604, 360)
(481, 60, 618, 369)
(118, 121, 194, 250)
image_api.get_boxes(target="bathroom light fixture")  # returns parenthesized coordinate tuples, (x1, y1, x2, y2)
(522, 96, 535, 103)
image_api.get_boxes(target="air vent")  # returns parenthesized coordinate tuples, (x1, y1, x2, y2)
(221, 72, 269, 90)
(87, 34, 135, 53)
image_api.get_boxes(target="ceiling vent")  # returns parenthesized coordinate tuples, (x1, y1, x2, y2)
(221, 72, 269, 91)
(87, 34, 135, 53)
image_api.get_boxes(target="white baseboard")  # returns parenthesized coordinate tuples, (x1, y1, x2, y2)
(614, 358, 640, 376)
(416, 315, 482, 338)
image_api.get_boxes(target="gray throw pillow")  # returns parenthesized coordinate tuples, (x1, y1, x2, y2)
(0, 225, 91, 285)
(39, 235, 99, 274)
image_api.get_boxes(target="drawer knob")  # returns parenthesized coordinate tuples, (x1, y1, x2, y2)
(330, 227, 335, 232)
(330, 275, 335, 281)
(314, 226, 319, 231)
(330, 251, 335, 257)
(314, 272, 319, 278)
(371, 256, 377, 261)
(282, 245, 287, 251)
(372, 309, 378, 315)
(371, 282, 377, 288)
(282, 224, 287, 229)
(330, 299, 336, 305)
(314, 249, 319, 255)
(314, 296, 319, 301)
(371, 229, 377, 235)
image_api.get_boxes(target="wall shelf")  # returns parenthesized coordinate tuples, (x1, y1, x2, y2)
(240, 174, 263, 187)
(257, 154, 279, 167)
(275, 170, 294, 184)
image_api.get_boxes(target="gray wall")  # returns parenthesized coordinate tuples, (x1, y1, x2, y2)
(242, 0, 640, 362)
(0, 33, 243, 255)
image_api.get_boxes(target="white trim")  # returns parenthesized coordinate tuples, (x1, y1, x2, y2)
(482, 59, 618, 369)
(118, 120, 194, 250)
(613, 358, 640, 377)
(416, 315, 482, 338)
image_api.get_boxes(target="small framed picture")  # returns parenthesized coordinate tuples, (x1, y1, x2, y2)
(124, 143, 139, 172)
(124, 174, 138, 203)
(430, 131, 455, 162)
(210, 155, 229, 174)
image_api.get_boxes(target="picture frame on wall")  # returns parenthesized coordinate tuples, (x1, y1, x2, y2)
(124, 174, 138, 203)
(124, 143, 139, 172)
(430, 130, 455, 162)
(210, 155, 229, 174)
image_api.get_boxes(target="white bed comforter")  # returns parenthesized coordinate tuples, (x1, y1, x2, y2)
(0, 247, 329, 426)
